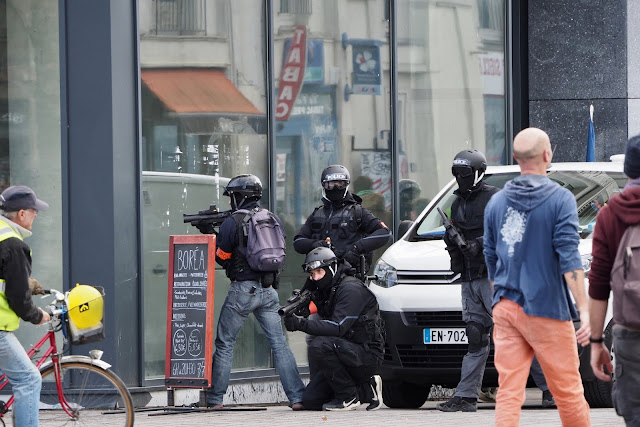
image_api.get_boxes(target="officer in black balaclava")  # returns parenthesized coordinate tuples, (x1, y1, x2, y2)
(293, 165, 390, 278)
(438, 150, 552, 412)
(284, 247, 384, 411)
(437, 149, 498, 412)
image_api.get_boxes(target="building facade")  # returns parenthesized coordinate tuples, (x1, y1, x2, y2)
(1, 0, 636, 403)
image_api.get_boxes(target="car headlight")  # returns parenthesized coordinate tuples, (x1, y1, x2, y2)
(372, 260, 398, 288)
(582, 254, 592, 277)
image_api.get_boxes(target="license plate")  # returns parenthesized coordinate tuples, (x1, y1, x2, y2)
(423, 328, 468, 344)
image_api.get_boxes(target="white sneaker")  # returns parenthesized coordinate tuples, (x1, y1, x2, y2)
(322, 395, 361, 411)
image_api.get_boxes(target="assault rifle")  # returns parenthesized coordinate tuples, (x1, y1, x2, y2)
(183, 204, 233, 234)
(278, 289, 313, 317)
(437, 207, 467, 249)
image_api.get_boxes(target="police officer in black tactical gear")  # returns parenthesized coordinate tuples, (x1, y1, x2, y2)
(199, 174, 305, 410)
(436, 149, 500, 413)
(284, 247, 385, 411)
(293, 165, 391, 277)
(436, 150, 553, 412)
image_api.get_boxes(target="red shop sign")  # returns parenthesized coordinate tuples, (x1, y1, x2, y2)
(276, 25, 307, 121)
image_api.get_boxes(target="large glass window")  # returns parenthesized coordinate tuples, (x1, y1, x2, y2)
(274, 0, 393, 364)
(139, 0, 269, 379)
(0, 2, 62, 345)
(396, 0, 506, 219)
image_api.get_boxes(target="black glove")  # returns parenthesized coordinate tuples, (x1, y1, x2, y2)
(293, 302, 311, 318)
(460, 238, 481, 258)
(284, 315, 302, 332)
(343, 250, 361, 267)
(312, 239, 332, 249)
(196, 223, 216, 235)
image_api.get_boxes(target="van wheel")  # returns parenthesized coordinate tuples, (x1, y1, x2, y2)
(583, 321, 613, 408)
(382, 380, 430, 408)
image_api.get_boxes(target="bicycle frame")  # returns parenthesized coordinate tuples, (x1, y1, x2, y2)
(0, 316, 76, 419)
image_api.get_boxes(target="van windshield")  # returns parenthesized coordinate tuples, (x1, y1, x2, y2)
(413, 170, 627, 241)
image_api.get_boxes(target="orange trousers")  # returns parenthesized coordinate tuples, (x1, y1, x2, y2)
(492, 298, 590, 427)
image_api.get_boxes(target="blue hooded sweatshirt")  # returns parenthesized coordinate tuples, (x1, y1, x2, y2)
(483, 174, 583, 321)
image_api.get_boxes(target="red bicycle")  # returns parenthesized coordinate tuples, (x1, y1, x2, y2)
(0, 289, 134, 426)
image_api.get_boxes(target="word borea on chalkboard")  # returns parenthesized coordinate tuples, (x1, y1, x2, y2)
(165, 235, 216, 388)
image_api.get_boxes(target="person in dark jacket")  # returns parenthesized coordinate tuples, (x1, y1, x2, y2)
(589, 135, 640, 426)
(284, 247, 384, 411)
(293, 165, 390, 277)
(437, 149, 500, 412)
(0, 185, 50, 426)
(201, 174, 305, 410)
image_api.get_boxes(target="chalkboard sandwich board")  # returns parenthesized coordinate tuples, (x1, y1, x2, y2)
(165, 234, 216, 388)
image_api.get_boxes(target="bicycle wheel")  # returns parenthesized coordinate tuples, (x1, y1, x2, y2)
(39, 361, 134, 426)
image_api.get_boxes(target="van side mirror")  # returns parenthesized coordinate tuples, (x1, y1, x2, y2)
(397, 220, 414, 238)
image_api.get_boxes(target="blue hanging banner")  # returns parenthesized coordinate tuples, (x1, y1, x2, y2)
(350, 40, 382, 95)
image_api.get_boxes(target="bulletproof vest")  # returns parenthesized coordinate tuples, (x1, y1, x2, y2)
(450, 183, 499, 280)
(309, 203, 372, 269)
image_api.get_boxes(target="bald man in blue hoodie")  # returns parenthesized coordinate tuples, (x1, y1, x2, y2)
(483, 127, 591, 427)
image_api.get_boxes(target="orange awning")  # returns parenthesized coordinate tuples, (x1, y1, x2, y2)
(141, 69, 262, 115)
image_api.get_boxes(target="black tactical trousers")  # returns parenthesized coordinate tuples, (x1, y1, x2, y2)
(303, 335, 381, 410)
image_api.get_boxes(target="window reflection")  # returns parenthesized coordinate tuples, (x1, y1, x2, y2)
(396, 0, 506, 218)
(139, 0, 270, 379)
(274, 0, 393, 364)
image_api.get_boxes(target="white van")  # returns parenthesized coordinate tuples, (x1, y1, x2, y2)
(369, 162, 623, 409)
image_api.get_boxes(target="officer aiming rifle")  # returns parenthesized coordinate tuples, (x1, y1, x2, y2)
(183, 204, 232, 235)
(278, 288, 314, 317)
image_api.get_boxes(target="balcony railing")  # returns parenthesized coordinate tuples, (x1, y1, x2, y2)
(155, 0, 206, 36)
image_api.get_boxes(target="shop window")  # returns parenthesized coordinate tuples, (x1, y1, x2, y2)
(140, 0, 269, 380)
(0, 2, 62, 347)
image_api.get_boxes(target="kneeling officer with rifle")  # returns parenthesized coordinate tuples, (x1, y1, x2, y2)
(282, 247, 385, 411)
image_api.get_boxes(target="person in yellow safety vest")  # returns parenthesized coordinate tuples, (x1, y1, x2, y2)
(0, 185, 50, 427)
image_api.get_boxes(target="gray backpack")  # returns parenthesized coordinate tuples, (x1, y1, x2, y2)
(610, 223, 640, 329)
(237, 208, 286, 272)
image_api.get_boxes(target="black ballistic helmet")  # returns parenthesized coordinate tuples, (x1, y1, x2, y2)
(224, 174, 263, 198)
(302, 247, 338, 273)
(321, 165, 350, 186)
(452, 149, 487, 178)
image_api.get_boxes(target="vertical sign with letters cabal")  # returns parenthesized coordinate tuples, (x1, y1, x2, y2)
(276, 25, 307, 121)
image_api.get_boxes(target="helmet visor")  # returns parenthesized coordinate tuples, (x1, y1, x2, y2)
(452, 165, 474, 178)
(322, 181, 348, 191)
(302, 260, 323, 272)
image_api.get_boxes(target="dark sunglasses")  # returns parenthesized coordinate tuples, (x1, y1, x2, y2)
(323, 181, 348, 191)
(452, 166, 474, 178)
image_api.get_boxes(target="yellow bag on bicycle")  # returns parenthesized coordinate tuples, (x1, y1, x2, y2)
(66, 284, 105, 345)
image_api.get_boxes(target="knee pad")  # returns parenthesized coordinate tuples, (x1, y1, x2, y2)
(466, 321, 490, 353)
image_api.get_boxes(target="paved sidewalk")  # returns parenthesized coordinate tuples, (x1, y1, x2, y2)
(128, 389, 624, 427)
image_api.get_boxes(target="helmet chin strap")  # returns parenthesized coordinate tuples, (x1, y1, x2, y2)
(328, 263, 337, 277)
(473, 171, 485, 187)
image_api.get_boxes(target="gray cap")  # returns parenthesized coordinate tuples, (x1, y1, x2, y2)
(0, 185, 49, 212)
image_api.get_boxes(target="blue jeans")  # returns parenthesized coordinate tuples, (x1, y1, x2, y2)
(612, 325, 640, 426)
(0, 331, 42, 426)
(207, 281, 304, 406)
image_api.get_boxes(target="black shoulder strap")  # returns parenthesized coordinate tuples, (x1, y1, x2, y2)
(354, 204, 363, 225)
